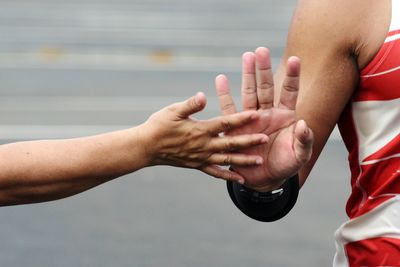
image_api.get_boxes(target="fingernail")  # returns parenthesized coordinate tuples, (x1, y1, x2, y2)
(194, 92, 206, 107)
(238, 179, 245, 185)
(194, 93, 200, 106)
(261, 136, 269, 143)
(301, 120, 309, 135)
(256, 158, 263, 164)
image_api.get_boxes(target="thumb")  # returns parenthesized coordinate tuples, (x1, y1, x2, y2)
(293, 120, 313, 165)
(175, 92, 207, 118)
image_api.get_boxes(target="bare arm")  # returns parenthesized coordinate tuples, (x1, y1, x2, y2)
(214, 0, 389, 222)
(273, 0, 388, 186)
(0, 92, 269, 206)
(0, 129, 149, 205)
(215, 0, 389, 190)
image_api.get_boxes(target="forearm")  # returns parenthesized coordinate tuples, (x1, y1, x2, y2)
(0, 92, 270, 206)
(0, 126, 148, 205)
(271, 0, 362, 187)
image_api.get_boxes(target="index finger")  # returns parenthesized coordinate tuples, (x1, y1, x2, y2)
(205, 110, 259, 134)
(215, 74, 237, 115)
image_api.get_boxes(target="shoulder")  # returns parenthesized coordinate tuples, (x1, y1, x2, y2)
(290, 0, 361, 45)
(287, 0, 391, 66)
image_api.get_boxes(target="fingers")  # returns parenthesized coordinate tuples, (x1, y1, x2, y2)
(208, 152, 264, 166)
(200, 165, 245, 184)
(208, 133, 269, 152)
(255, 47, 274, 109)
(215, 74, 237, 115)
(173, 92, 207, 118)
(241, 52, 258, 111)
(293, 120, 314, 165)
(206, 110, 259, 134)
(279, 56, 301, 110)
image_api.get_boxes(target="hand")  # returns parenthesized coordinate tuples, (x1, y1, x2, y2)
(215, 47, 314, 191)
(142, 92, 271, 183)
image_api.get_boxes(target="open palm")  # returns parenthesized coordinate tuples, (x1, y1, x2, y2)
(216, 47, 313, 191)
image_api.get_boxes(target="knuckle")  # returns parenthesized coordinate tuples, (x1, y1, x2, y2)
(220, 120, 233, 131)
(258, 80, 274, 90)
(187, 153, 198, 160)
(226, 171, 233, 181)
(167, 104, 178, 113)
(224, 138, 235, 150)
(186, 161, 199, 168)
(222, 102, 235, 112)
(188, 98, 197, 110)
(216, 170, 224, 179)
(259, 102, 273, 109)
(191, 126, 204, 137)
(284, 85, 298, 92)
(217, 89, 230, 97)
(283, 81, 299, 92)
(243, 86, 256, 94)
(251, 136, 261, 145)
(208, 167, 222, 179)
(223, 155, 232, 165)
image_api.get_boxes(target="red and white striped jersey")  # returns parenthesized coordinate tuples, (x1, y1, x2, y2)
(335, 0, 400, 266)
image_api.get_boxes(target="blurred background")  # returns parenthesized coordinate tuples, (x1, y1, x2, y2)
(0, 0, 350, 266)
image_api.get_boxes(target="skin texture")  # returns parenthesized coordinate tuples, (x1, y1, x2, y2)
(278, 0, 391, 185)
(0, 0, 391, 205)
(216, 51, 313, 191)
(217, 0, 391, 191)
(0, 92, 270, 206)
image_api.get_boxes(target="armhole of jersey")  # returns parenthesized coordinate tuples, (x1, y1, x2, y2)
(360, 0, 396, 77)
(360, 40, 395, 77)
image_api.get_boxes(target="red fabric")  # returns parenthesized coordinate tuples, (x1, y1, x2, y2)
(347, 157, 400, 218)
(339, 27, 400, 219)
(336, 9, 400, 267)
(345, 237, 400, 266)
(356, 32, 400, 102)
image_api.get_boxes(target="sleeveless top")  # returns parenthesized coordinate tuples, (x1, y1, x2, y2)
(334, 0, 400, 266)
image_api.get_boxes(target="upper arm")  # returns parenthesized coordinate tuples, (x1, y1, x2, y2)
(275, 0, 362, 184)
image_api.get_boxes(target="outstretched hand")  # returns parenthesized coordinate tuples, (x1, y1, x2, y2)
(143, 91, 272, 183)
(216, 47, 314, 191)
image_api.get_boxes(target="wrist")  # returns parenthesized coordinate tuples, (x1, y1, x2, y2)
(127, 124, 154, 168)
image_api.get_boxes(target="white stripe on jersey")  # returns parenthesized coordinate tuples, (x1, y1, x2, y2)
(361, 153, 400, 165)
(390, 0, 400, 31)
(352, 98, 400, 162)
(361, 65, 400, 78)
(333, 196, 400, 267)
(385, 33, 400, 43)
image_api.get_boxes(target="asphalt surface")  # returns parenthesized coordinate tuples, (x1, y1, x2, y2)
(0, 1, 350, 266)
